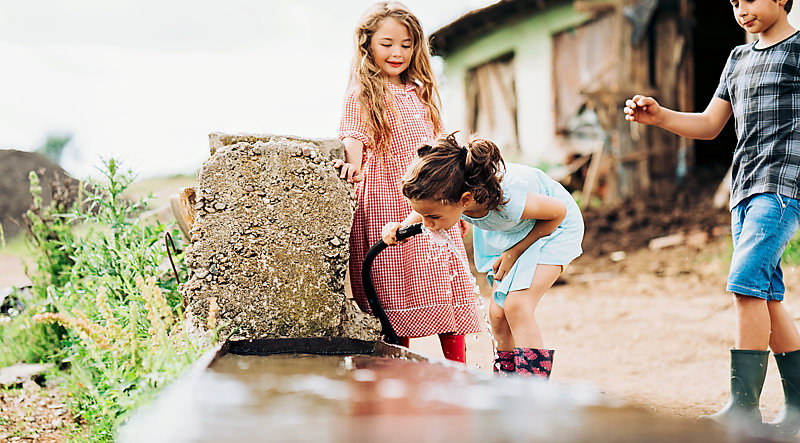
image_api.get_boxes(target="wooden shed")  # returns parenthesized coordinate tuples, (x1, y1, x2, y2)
(430, 0, 743, 205)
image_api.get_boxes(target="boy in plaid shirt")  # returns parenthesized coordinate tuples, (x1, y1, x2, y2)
(624, 0, 799, 436)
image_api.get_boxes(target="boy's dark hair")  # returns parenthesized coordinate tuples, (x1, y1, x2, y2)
(402, 133, 507, 210)
(782, 0, 793, 12)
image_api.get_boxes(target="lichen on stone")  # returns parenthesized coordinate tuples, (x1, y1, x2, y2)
(182, 133, 380, 341)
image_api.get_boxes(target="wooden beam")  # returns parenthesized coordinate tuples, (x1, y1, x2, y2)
(170, 186, 197, 240)
(581, 142, 605, 209)
(574, 1, 619, 15)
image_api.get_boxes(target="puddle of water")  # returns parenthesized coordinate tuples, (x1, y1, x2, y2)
(119, 353, 767, 443)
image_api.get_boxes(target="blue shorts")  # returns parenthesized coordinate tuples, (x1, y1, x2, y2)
(727, 193, 800, 301)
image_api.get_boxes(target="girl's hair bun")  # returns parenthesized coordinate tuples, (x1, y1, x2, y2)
(402, 132, 506, 210)
(416, 144, 433, 157)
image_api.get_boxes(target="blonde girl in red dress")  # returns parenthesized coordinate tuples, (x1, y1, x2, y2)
(333, 1, 482, 362)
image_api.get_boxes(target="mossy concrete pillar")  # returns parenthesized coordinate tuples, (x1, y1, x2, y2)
(182, 133, 379, 341)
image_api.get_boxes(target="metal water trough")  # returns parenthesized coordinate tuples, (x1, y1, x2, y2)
(213, 336, 432, 364)
(118, 337, 781, 443)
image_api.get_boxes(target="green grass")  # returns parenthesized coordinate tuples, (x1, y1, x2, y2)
(705, 231, 800, 267)
(0, 232, 31, 256)
(124, 174, 197, 210)
(783, 231, 800, 265)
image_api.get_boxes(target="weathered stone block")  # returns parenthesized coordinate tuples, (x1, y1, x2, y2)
(182, 133, 379, 341)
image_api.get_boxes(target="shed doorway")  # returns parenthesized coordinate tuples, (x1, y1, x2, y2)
(691, 1, 743, 173)
(466, 53, 520, 157)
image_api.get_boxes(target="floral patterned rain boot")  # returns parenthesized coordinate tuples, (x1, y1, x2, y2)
(493, 350, 515, 375)
(514, 347, 554, 379)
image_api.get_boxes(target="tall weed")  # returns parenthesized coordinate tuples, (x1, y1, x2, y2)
(2, 159, 214, 441)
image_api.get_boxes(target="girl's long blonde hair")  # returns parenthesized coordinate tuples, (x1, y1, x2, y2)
(350, 2, 443, 158)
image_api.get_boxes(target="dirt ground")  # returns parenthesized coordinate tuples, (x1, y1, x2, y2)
(0, 382, 79, 442)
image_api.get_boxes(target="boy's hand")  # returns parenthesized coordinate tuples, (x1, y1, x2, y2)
(492, 249, 522, 282)
(624, 95, 662, 126)
(332, 159, 363, 183)
(381, 222, 403, 246)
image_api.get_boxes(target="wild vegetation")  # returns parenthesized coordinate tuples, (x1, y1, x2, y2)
(0, 160, 215, 441)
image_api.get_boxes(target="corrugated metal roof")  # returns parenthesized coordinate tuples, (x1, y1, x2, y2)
(429, 0, 571, 56)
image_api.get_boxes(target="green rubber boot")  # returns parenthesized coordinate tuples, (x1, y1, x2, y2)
(769, 350, 800, 437)
(699, 349, 769, 429)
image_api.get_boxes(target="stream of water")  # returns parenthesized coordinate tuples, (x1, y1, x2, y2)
(422, 227, 498, 360)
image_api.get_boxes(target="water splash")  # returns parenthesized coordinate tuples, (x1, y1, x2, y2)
(421, 226, 498, 366)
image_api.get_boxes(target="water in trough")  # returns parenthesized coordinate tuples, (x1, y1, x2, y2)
(119, 339, 777, 443)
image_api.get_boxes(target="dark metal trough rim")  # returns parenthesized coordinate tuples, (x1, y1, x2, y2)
(207, 337, 434, 369)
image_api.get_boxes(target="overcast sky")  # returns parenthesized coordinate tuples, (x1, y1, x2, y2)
(0, 0, 494, 179)
(2, 2, 798, 180)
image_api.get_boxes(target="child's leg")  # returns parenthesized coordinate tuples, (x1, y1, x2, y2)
(768, 300, 800, 353)
(701, 293, 772, 428)
(438, 333, 466, 363)
(502, 264, 561, 348)
(729, 194, 800, 352)
(734, 294, 770, 351)
(504, 264, 560, 378)
(489, 301, 515, 374)
(767, 301, 800, 436)
(489, 300, 514, 350)
(706, 194, 800, 428)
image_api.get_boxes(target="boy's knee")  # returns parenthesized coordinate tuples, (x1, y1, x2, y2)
(733, 292, 768, 307)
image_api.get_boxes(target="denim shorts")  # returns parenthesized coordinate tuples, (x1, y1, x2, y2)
(727, 193, 800, 301)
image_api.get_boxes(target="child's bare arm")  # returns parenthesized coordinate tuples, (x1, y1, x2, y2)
(382, 211, 423, 246)
(624, 95, 732, 140)
(332, 137, 364, 183)
(493, 194, 566, 281)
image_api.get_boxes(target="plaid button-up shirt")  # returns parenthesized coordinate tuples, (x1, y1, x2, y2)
(714, 31, 800, 209)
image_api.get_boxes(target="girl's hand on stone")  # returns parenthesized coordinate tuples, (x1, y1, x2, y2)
(332, 159, 363, 183)
(458, 220, 470, 238)
(381, 222, 403, 246)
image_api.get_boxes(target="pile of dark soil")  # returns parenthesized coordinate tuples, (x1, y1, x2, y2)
(0, 150, 80, 238)
(580, 172, 731, 257)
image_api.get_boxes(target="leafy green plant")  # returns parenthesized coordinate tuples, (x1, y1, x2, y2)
(782, 231, 800, 266)
(24, 169, 78, 291)
(3, 159, 215, 441)
(0, 171, 76, 366)
(0, 310, 65, 367)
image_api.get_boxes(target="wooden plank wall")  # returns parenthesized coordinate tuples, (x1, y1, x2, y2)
(614, 0, 693, 199)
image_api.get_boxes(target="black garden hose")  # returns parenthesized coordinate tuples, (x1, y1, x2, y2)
(361, 222, 423, 345)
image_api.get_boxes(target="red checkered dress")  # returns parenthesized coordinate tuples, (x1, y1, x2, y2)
(339, 82, 482, 338)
